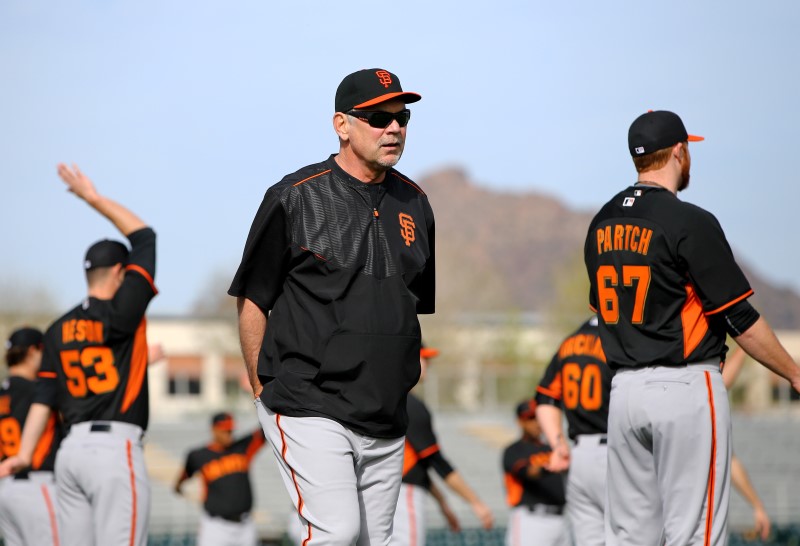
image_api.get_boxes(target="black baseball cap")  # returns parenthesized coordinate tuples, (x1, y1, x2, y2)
(516, 399, 538, 420)
(211, 412, 235, 431)
(335, 68, 421, 113)
(628, 110, 704, 157)
(84, 239, 129, 271)
(5, 327, 43, 351)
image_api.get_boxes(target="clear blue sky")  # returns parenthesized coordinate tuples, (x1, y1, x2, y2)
(2, 1, 798, 315)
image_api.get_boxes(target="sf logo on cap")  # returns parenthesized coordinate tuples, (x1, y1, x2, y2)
(399, 213, 416, 246)
(376, 70, 392, 88)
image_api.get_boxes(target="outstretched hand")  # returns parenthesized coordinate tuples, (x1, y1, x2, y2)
(57, 163, 100, 204)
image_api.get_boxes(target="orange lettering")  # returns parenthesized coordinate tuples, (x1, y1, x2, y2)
(603, 226, 612, 253)
(614, 225, 624, 250)
(638, 228, 652, 255)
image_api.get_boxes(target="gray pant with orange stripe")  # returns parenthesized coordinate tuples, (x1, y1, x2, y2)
(55, 421, 150, 546)
(0, 471, 59, 546)
(255, 398, 405, 546)
(605, 362, 731, 546)
(390, 483, 427, 546)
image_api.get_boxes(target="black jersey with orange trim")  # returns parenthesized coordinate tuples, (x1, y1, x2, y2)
(35, 227, 157, 429)
(401, 394, 454, 488)
(229, 155, 435, 439)
(535, 317, 612, 439)
(183, 430, 267, 518)
(502, 437, 565, 508)
(0, 376, 64, 475)
(584, 185, 752, 369)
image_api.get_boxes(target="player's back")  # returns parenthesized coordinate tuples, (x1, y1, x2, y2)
(536, 317, 612, 439)
(0, 376, 63, 472)
(585, 184, 751, 368)
(41, 297, 150, 429)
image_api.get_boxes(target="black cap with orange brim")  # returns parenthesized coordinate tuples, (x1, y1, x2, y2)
(335, 68, 421, 113)
(516, 399, 538, 420)
(628, 110, 704, 157)
(211, 412, 235, 431)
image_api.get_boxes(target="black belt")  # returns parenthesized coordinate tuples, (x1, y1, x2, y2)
(575, 434, 607, 445)
(209, 512, 248, 523)
(13, 473, 29, 481)
(90, 423, 112, 432)
(524, 504, 564, 515)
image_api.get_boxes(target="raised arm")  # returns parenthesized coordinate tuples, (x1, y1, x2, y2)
(57, 163, 147, 236)
(237, 297, 266, 398)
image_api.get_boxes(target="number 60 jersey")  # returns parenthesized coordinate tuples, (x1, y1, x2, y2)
(584, 185, 752, 369)
(35, 228, 158, 429)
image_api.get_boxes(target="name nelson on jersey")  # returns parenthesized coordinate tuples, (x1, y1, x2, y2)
(595, 224, 653, 256)
(62, 320, 104, 344)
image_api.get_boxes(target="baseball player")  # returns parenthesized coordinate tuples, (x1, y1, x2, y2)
(535, 316, 611, 546)
(502, 399, 568, 546)
(391, 345, 493, 546)
(583, 110, 800, 545)
(229, 68, 434, 545)
(0, 163, 158, 546)
(174, 412, 267, 546)
(0, 327, 63, 546)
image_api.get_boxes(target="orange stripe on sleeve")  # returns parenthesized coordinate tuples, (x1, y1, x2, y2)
(121, 320, 148, 414)
(38, 371, 57, 379)
(705, 290, 754, 316)
(293, 169, 331, 187)
(417, 444, 440, 459)
(125, 264, 158, 294)
(537, 383, 562, 401)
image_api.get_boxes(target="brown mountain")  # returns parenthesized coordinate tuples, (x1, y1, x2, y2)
(419, 168, 800, 329)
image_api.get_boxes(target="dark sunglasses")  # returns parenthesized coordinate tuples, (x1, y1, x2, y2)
(347, 109, 411, 128)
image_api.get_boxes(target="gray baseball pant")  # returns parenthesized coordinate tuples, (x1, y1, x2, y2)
(197, 512, 257, 546)
(605, 362, 731, 546)
(568, 434, 607, 546)
(55, 421, 150, 546)
(0, 471, 60, 546)
(390, 483, 427, 546)
(255, 398, 405, 546)
(505, 506, 569, 546)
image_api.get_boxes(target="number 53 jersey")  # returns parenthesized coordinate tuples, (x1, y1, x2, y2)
(584, 185, 752, 369)
(36, 228, 158, 429)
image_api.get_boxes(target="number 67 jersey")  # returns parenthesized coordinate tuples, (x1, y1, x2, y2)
(35, 228, 158, 429)
(584, 185, 752, 369)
